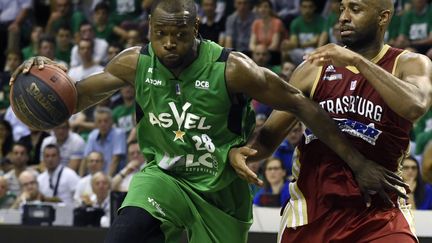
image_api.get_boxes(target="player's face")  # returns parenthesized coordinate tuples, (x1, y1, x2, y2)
(150, 9, 197, 69)
(339, 0, 380, 49)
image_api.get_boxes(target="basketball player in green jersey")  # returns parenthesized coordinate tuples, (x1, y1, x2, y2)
(11, 0, 408, 242)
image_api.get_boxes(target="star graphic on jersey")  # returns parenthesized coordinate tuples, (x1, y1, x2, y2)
(173, 130, 186, 142)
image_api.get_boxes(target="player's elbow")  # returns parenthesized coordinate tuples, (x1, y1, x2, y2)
(406, 102, 428, 121)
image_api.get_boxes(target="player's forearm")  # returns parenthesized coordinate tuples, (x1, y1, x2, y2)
(354, 55, 428, 121)
(293, 97, 365, 171)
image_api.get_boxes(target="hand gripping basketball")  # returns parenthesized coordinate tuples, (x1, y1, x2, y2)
(9, 56, 77, 130)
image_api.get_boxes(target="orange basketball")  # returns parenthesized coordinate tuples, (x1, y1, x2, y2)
(9, 65, 77, 130)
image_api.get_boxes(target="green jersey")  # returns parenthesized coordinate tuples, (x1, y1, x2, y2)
(290, 15, 325, 46)
(400, 5, 432, 41)
(134, 40, 255, 192)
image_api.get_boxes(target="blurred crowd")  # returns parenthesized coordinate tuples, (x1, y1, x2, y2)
(0, 0, 432, 228)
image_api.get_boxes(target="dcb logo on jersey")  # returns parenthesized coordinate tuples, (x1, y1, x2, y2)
(195, 80, 210, 90)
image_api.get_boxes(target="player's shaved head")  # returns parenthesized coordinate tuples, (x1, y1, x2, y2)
(151, 0, 197, 23)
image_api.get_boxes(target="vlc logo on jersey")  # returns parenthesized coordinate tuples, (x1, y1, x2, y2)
(195, 80, 209, 90)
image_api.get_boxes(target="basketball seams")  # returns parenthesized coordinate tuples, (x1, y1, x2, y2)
(28, 65, 77, 114)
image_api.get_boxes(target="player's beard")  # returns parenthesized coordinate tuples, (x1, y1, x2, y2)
(341, 24, 379, 51)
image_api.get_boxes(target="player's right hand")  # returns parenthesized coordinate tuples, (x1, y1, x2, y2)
(229, 146, 263, 187)
(9, 56, 68, 86)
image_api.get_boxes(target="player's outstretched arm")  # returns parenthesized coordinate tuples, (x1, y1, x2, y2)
(10, 47, 140, 113)
(306, 44, 432, 122)
(227, 52, 409, 207)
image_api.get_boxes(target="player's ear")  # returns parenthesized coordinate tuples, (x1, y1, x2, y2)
(194, 17, 199, 37)
(378, 9, 391, 27)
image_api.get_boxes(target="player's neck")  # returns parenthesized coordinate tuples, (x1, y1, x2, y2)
(352, 42, 384, 61)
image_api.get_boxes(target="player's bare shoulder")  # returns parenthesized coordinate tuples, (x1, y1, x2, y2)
(105, 46, 142, 86)
(395, 51, 432, 80)
(289, 61, 321, 96)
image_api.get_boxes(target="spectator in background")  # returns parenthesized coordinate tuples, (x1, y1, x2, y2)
(199, 0, 226, 45)
(413, 108, 432, 156)
(106, 0, 143, 26)
(385, 11, 402, 45)
(0, 119, 13, 164)
(10, 170, 47, 209)
(281, 0, 324, 65)
(395, 0, 432, 56)
(402, 156, 432, 210)
(251, 45, 274, 118)
(113, 85, 135, 134)
(55, 25, 73, 65)
(279, 61, 296, 82)
(0, 0, 32, 70)
(4, 142, 34, 196)
(4, 107, 30, 142)
(124, 28, 144, 48)
(225, 0, 256, 52)
(249, 0, 285, 52)
(74, 151, 104, 205)
(273, 121, 304, 180)
(253, 157, 289, 207)
(422, 141, 432, 184)
(40, 121, 85, 172)
(37, 34, 68, 67)
(68, 39, 104, 81)
(37, 144, 80, 205)
(45, 0, 85, 36)
(270, 0, 300, 28)
(112, 141, 146, 192)
(0, 50, 22, 113)
(0, 176, 15, 208)
(318, 0, 340, 47)
(92, 2, 128, 43)
(18, 128, 49, 167)
(22, 25, 44, 60)
(82, 171, 111, 227)
(70, 21, 109, 68)
(84, 107, 127, 176)
(105, 42, 123, 64)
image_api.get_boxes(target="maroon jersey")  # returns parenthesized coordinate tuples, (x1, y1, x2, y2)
(280, 45, 412, 229)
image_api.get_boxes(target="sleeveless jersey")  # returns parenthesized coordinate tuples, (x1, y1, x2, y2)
(282, 45, 412, 229)
(134, 40, 255, 192)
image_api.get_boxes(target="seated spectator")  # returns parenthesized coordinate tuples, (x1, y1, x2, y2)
(10, 171, 49, 209)
(84, 107, 127, 176)
(0, 119, 14, 163)
(318, 0, 340, 47)
(38, 144, 80, 205)
(199, 0, 226, 45)
(279, 61, 296, 82)
(18, 129, 50, 167)
(70, 21, 108, 68)
(253, 157, 289, 207)
(4, 142, 36, 196)
(55, 25, 73, 65)
(4, 106, 30, 142)
(0, 176, 15, 208)
(273, 122, 304, 180)
(45, 0, 86, 36)
(281, 0, 324, 65)
(113, 85, 135, 135)
(124, 28, 144, 48)
(68, 38, 104, 81)
(270, 0, 300, 28)
(93, 2, 128, 43)
(22, 25, 44, 60)
(112, 141, 146, 192)
(249, 0, 285, 52)
(40, 121, 85, 172)
(74, 152, 104, 205)
(37, 34, 68, 67)
(423, 139, 432, 183)
(0, 50, 22, 113)
(395, 0, 432, 56)
(81, 172, 111, 227)
(103, 42, 123, 66)
(402, 156, 432, 210)
(225, 0, 256, 53)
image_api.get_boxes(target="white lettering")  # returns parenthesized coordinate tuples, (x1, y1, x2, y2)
(184, 113, 200, 129)
(158, 113, 173, 128)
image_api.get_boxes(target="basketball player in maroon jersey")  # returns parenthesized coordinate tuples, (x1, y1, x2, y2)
(230, 0, 432, 242)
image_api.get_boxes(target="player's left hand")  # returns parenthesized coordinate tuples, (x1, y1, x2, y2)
(304, 43, 361, 67)
(229, 147, 264, 187)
